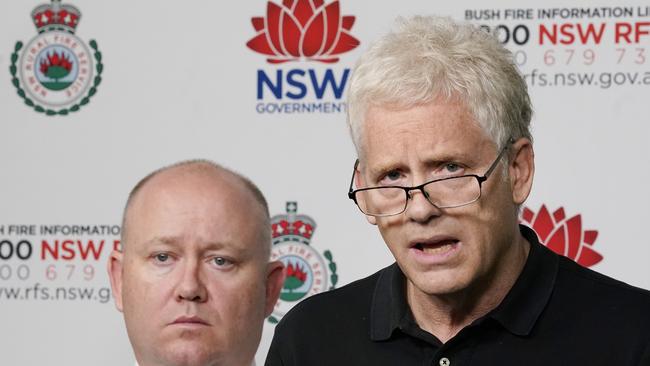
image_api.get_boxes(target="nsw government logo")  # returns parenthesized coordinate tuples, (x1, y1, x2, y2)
(246, 0, 360, 115)
(268, 201, 338, 323)
(9, 0, 103, 116)
(521, 204, 603, 267)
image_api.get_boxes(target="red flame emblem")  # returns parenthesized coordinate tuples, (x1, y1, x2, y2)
(39, 50, 73, 79)
(246, 0, 360, 63)
(521, 205, 602, 267)
(286, 262, 308, 283)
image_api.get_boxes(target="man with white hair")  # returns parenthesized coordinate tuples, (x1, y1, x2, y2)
(109, 160, 285, 366)
(265, 16, 650, 365)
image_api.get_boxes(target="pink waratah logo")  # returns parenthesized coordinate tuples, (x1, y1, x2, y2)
(246, 0, 360, 63)
(521, 204, 602, 267)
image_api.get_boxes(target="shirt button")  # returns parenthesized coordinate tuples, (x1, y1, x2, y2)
(439, 358, 451, 366)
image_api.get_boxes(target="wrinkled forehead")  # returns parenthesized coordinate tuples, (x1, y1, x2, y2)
(357, 99, 492, 156)
(349, 91, 498, 148)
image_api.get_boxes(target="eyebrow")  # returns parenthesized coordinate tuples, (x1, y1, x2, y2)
(143, 236, 183, 248)
(142, 236, 249, 255)
(365, 163, 401, 183)
(365, 152, 478, 180)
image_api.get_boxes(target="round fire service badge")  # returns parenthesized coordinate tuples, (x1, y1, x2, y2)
(9, 0, 103, 116)
(269, 201, 339, 323)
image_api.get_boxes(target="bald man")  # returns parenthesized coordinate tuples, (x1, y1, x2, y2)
(108, 160, 284, 366)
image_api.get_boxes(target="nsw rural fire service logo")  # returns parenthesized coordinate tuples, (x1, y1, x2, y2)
(521, 204, 603, 267)
(269, 202, 338, 323)
(9, 0, 103, 116)
(246, 0, 360, 63)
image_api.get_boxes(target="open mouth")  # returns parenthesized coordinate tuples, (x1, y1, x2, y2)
(412, 238, 459, 255)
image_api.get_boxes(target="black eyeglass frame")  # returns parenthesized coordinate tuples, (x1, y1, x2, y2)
(347, 139, 514, 217)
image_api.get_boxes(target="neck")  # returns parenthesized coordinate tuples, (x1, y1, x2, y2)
(136, 361, 254, 366)
(406, 229, 530, 343)
(135, 356, 255, 366)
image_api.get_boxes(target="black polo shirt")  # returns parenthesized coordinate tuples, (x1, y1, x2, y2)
(265, 226, 650, 366)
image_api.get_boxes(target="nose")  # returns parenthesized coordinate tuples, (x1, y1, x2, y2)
(404, 187, 441, 223)
(175, 259, 207, 303)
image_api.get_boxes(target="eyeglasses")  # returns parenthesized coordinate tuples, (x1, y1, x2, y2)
(347, 140, 513, 217)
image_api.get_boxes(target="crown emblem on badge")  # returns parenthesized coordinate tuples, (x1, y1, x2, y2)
(271, 201, 316, 245)
(9, 0, 103, 116)
(32, 0, 81, 34)
(268, 201, 337, 324)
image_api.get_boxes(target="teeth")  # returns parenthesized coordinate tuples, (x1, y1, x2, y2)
(415, 240, 456, 255)
(421, 245, 453, 255)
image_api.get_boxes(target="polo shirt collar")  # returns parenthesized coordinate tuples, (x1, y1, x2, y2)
(489, 225, 558, 335)
(370, 261, 407, 340)
(370, 225, 558, 341)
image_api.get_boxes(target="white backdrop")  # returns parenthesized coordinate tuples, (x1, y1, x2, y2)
(1, 1, 648, 364)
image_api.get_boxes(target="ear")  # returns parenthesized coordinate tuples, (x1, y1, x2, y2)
(264, 260, 285, 317)
(354, 165, 377, 225)
(107, 249, 125, 312)
(508, 138, 535, 205)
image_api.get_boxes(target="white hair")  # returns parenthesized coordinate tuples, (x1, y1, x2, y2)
(347, 16, 532, 153)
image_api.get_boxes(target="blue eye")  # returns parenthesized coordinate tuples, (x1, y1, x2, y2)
(385, 171, 401, 181)
(444, 163, 461, 173)
(377, 169, 405, 186)
(155, 253, 169, 262)
(213, 257, 231, 267)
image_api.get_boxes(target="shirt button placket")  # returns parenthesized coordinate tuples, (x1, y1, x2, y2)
(438, 357, 451, 366)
